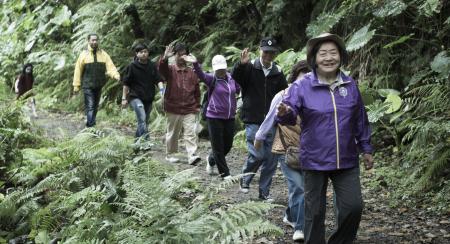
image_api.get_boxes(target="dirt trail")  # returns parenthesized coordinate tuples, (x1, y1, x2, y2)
(32, 110, 450, 244)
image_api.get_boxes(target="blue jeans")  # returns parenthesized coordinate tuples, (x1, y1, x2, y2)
(278, 154, 305, 231)
(241, 124, 277, 198)
(129, 98, 152, 139)
(83, 88, 102, 127)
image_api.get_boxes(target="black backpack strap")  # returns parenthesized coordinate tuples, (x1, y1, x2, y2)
(207, 76, 217, 100)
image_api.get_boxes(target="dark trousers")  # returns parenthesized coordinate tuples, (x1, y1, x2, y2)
(83, 88, 102, 127)
(304, 167, 363, 244)
(207, 118, 235, 177)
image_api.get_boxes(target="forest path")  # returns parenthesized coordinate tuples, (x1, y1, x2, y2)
(31, 108, 450, 244)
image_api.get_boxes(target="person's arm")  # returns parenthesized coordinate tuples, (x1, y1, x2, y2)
(120, 64, 132, 106)
(354, 84, 374, 170)
(277, 84, 302, 126)
(151, 63, 165, 95)
(231, 48, 252, 88)
(121, 85, 129, 107)
(255, 92, 283, 141)
(192, 62, 214, 86)
(158, 55, 171, 82)
(14, 76, 20, 94)
(73, 53, 85, 92)
(104, 51, 120, 81)
(355, 85, 373, 154)
(158, 44, 175, 82)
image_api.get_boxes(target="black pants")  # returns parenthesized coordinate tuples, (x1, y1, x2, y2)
(83, 88, 102, 127)
(207, 118, 235, 177)
(304, 167, 363, 244)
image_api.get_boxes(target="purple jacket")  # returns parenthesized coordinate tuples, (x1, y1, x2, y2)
(193, 62, 240, 119)
(277, 71, 373, 171)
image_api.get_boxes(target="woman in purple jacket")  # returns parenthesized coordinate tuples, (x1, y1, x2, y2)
(277, 33, 374, 244)
(190, 55, 240, 179)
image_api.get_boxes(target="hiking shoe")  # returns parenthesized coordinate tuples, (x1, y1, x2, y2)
(165, 156, 179, 163)
(283, 215, 295, 229)
(223, 175, 232, 181)
(259, 195, 274, 203)
(239, 178, 249, 193)
(189, 155, 201, 165)
(293, 230, 304, 241)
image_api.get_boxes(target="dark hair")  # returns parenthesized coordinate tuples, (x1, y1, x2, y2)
(22, 63, 33, 75)
(87, 33, 98, 40)
(288, 60, 310, 83)
(173, 43, 189, 55)
(308, 40, 348, 69)
(134, 43, 149, 53)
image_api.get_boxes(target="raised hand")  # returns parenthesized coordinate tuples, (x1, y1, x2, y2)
(277, 102, 291, 117)
(181, 54, 197, 63)
(240, 48, 250, 64)
(163, 44, 174, 60)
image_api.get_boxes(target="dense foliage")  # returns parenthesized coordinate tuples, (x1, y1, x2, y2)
(0, 0, 449, 242)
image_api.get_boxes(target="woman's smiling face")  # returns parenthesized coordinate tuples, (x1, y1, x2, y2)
(315, 41, 341, 76)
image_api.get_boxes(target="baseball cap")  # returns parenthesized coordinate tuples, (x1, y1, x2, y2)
(260, 37, 279, 52)
(211, 55, 227, 71)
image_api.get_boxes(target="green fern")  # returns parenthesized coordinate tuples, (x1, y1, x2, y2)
(415, 143, 450, 191)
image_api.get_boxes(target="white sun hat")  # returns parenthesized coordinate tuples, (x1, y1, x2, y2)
(211, 55, 227, 71)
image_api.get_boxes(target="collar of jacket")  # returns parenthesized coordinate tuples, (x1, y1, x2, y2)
(310, 70, 352, 87)
(87, 45, 102, 54)
(252, 58, 281, 76)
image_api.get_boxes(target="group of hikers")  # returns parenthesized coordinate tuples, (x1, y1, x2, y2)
(16, 32, 374, 243)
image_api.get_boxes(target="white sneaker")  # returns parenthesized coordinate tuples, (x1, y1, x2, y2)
(239, 179, 249, 193)
(283, 215, 295, 228)
(223, 175, 232, 180)
(293, 230, 304, 241)
(206, 157, 213, 175)
(165, 156, 179, 163)
(259, 195, 275, 203)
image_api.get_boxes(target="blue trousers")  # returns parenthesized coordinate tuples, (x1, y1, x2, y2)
(129, 98, 152, 139)
(278, 154, 305, 231)
(83, 88, 101, 127)
(241, 123, 277, 198)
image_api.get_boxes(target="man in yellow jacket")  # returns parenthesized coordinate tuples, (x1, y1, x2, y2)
(73, 33, 120, 127)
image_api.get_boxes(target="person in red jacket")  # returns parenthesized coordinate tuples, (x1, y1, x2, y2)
(158, 43, 201, 165)
(15, 63, 37, 117)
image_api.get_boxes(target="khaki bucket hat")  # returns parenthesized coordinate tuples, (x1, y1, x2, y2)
(306, 33, 347, 68)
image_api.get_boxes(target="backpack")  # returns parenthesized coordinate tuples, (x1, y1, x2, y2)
(201, 76, 217, 120)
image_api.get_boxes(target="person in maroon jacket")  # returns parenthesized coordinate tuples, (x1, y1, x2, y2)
(15, 63, 37, 117)
(158, 43, 201, 165)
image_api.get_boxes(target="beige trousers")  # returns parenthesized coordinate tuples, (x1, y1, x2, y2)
(165, 112, 199, 162)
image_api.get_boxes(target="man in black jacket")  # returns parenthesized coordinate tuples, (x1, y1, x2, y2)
(121, 44, 164, 139)
(231, 37, 287, 201)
